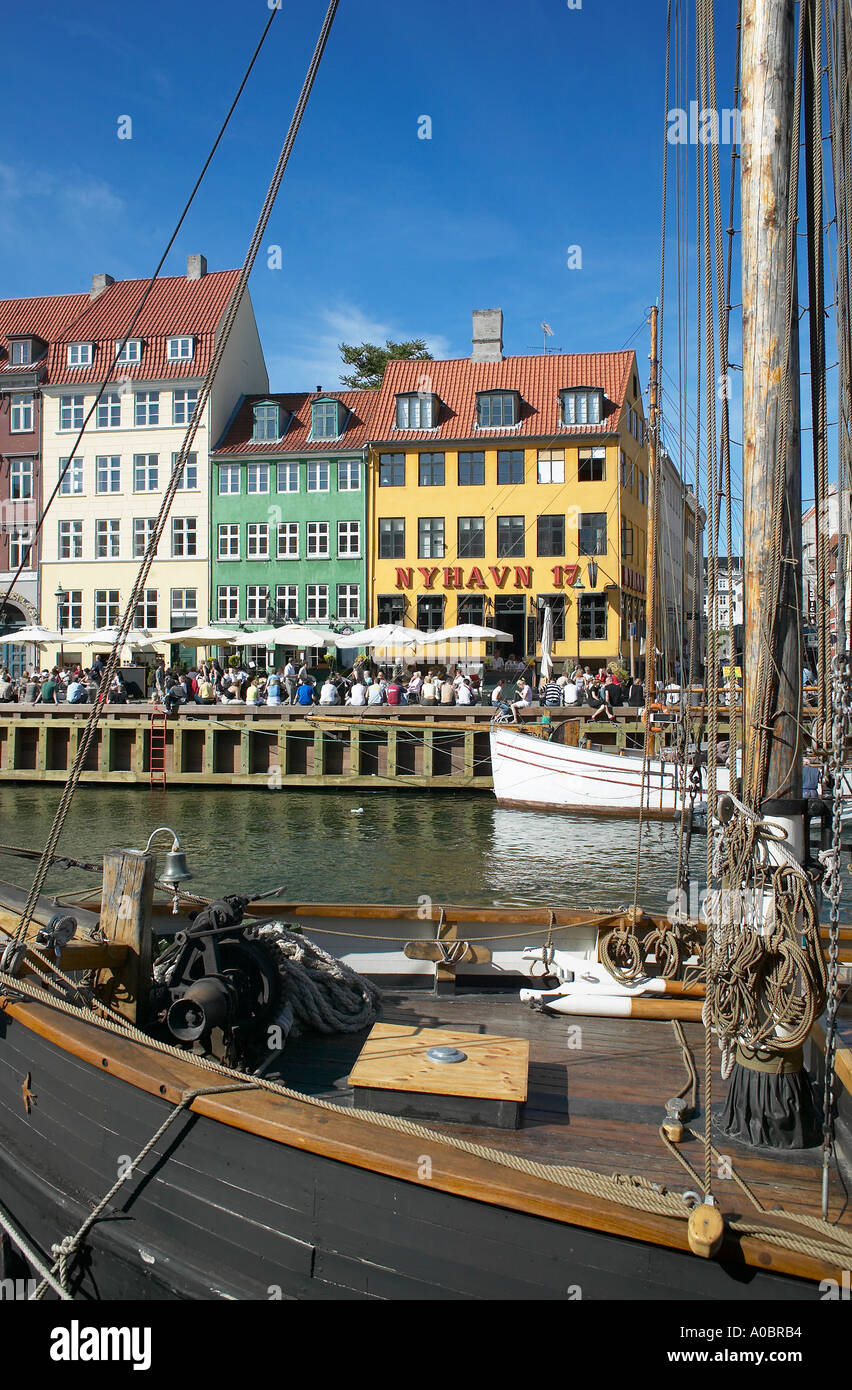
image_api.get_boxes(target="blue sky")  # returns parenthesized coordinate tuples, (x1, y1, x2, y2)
(4, 0, 827, 535)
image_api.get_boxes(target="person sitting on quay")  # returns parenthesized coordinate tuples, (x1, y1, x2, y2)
(468, 672, 482, 703)
(491, 678, 505, 707)
(385, 675, 406, 707)
(65, 673, 85, 704)
(367, 672, 386, 706)
(109, 672, 128, 705)
(348, 676, 367, 706)
(245, 677, 262, 706)
(283, 658, 297, 704)
(406, 670, 423, 704)
(542, 673, 563, 708)
(559, 674, 579, 706)
(510, 675, 534, 724)
(265, 671, 282, 706)
(0, 669, 14, 703)
(40, 669, 59, 704)
(589, 673, 623, 723)
(319, 675, 340, 705)
(456, 676, 474, 706)
(164, 674, 187, 716)
(296, 674, 316, 707)
(420, 672, 438, 706)
(196, 672, 216, 705)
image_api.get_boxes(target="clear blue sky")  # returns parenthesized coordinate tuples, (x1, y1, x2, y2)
(6, 0, 828, 537)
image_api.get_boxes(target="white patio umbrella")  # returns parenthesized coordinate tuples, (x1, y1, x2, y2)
(228, 628, 280, 647)
(266, 625, 340, 648)
(539, 604, 554, 681)
(419, 624, 514, 644)
(76, 627, 171, 648)
(333, 624, 427, 649)
(163, 625, 243, 646)
(1, 626, 62, 644)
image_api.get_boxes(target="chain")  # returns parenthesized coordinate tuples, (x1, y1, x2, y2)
(821, 653, 850, 1217)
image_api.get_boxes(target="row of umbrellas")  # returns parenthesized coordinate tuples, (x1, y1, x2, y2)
(5, 622, 515, 653)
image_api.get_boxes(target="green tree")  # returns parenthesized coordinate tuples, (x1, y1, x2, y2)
(338, 338, 433, 389)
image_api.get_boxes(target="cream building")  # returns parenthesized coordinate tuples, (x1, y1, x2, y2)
(39, 257, 267, 668)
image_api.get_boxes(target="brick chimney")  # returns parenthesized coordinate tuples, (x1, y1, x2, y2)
(90, 273, 115, 300)
(472, 308, 503, 362)
(187, 254, 207, 281)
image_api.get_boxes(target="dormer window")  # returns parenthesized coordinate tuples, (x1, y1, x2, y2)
(476, 391, 518, 428)
(67, 342, 93, 367)
(312, 398, 341, 440)
(10, 339, 32, 366)
(396, 392, 438, 429)
(252, 401, 281, 441)
(115, 338, 142, 364)
(167, 336, 194, 361)
(560, 388, 603, 426)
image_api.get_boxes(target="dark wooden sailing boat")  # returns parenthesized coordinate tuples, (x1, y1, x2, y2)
(1, 0, 851, 1301)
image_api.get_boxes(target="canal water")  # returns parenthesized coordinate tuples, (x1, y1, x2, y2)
(0, 784, 691, 914)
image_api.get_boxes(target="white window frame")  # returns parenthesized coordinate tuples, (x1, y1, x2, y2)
(307, 521, 330, 557)
(95, 455, 121, 494)
(95, 519, 120, 559)
(133, 517, 156, 558)
(134, 391, 160, 427)
(245, 586, 268, 622)
(171, 517, 198, 558)
(166, 336, 194, 361)
(170, 588, 198, 629)
(95, 589, 120, 627)
(10, 458, 33, 501)
(60, 395, 84, 431)
(307, 461, 330, 492)
(134, 589, 158, 629)
(171, 452, 198, 490)
(10, 394, 34, 432)
(218, 523, 240, 561)
(277, 462, 299, 493)
(59, 590, 83, 631)
(67, 343, 92, 367)
(96, 392, 121, 429)
(336, 584, 360, 621)
(537, 449, 565, 484)
(172, 388, 199, 426)
(218, 465, 241, 495)
(337, 520, 361, 557)
(59, 520, 83, 560)
(59, 457, 84, 496)
(246, 523, 270, 559)
(247, 463, 270, 495)
(9, 528, 33, 570)
(133, 454, 159, 492)
(115, 338, 141, 364)
(218, 586, 239, 622)
(337, 460, 361, 491)
(275, 585, 298, 620)
(306, 585, 329, 621)
(277, 523, 299, 559)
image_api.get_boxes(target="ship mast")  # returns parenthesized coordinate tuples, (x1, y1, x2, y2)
(740, 0, 803, 805)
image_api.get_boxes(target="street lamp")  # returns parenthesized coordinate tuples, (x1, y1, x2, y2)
(55, 583, 66, 669)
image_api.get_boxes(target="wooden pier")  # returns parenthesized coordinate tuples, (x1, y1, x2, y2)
(0, 702, 750, 791)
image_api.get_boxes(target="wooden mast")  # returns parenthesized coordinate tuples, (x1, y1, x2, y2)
(644, 304, 660, 705)
(741, 0, 803, 802)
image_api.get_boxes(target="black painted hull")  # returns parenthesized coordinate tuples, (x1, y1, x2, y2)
(0, 1006, 823, 1301)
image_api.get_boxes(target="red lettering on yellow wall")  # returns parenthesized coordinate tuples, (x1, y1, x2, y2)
(551, 566, 563, 587)
(513, 566, 532, 589)
(489, 566, 510, 589)
(467, 567, 487, 590)
(418, 567, 439, 589)
(442, 567, 463, 589)
(394, 568, 413, 589)
(563, 563, 579, 586)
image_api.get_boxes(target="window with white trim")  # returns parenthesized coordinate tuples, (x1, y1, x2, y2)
(219, 465, 240, 495)
(306, 521, 329, 557)
(476, 391, 518, 428)
(578, 446, 606, 481)
(115, 339, 141, 364)
(306, 585, 328, 620)
(311, 401, 339, 439)
(59, 457, 84, 496)
(277, 462, 298, 493)
(95, 589, 120, 627)
(247, 463, 270, 494)
(307, 461, 330, 492)
(133, 517, 156, 558)
(218, 586, 239, 622)
(58, 589, 82, 630)
(95, 455, 121, 493)
(134, 454, 159, 491)
(337, 460, 360, 491)
(561, 388, 602, 426)
(172, 452, 198, 490)
(67, 343, 92, 367)
(252, 403, 280, 440)
(97, 392, 121, 428)
(277, 523, 299, 558)
(134, 391, 159, 426)
(247, 523, 270, 559)
(172, 389, 198, 425)
(418, 517, 444, 559)
(9, 529, 32, 569)
(537, 448, 565, 484)
(396, 393, 437, 429)
(134, 590, 158, 628)
(166, 336, 193, 361)
(336, 585, 360, 621)
(60, 395, 84, 431)
(218, 524, 240, 560)
(170, 589, 198, 629)
(246, 586, 267, 622)
(10, 458, 33, 500)
(337, 521, 360, 556)
(95, 519, 120, 559)
(10, 340, 31, 365)
(275, 585, 298, 620)
(10, 394, 34, 432)
(58, 521, 83, 560)
(171, 517, 197, 557)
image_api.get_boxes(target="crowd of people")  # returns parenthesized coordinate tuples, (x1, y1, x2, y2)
(0, 659, 129, 705)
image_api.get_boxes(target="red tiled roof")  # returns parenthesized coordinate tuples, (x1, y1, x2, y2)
(0, 292, 90, 374)
(213, 390, 377, 455)
(368, 351, 640, 442)
(43, 270, 241, 385)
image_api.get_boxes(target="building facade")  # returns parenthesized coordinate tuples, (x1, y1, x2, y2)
(366, 310, 654, 671)
(211, 391, 371, 655)
(38, 257, 268, 667)
(0, 290, 88, 673)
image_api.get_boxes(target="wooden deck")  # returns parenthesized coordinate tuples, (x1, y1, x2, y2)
(272, 987, 852, 1227)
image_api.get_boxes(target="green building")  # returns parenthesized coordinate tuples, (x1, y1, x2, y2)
(211, 391, 372, 657)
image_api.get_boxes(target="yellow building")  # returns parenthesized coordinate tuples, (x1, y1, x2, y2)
(367, 310, 655, 673)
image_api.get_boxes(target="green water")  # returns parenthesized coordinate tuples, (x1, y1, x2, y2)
(0, 784, 688, 914)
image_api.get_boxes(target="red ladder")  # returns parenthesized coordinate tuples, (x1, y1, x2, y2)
(149, 712, 167, 789)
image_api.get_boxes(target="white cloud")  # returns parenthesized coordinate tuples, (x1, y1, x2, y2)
(264, 301, 452, 392)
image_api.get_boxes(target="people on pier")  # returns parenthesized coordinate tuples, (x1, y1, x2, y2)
(319, 676, 341, 705)
(510, 676, 533, 723)
(421, 672, 438, 707)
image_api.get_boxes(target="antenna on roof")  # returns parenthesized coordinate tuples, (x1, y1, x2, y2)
(541, 322, 554, 355)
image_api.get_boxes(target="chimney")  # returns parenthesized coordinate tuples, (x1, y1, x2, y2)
(90, 273, 114, 300)
(472, 308, 504, 362)
(187, 254, 207, 281)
